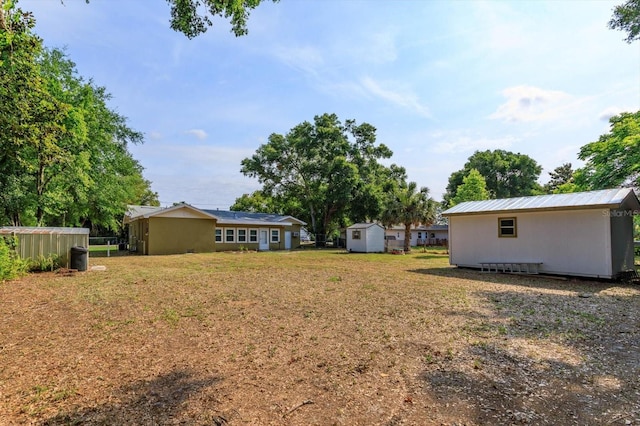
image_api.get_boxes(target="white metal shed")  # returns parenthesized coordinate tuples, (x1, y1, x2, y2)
(346, 223, 385, 253)
(441, 188, 640, 279)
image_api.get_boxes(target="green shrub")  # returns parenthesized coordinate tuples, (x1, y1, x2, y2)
(0, 237, 27, 281)
(27, 254, 62, 272)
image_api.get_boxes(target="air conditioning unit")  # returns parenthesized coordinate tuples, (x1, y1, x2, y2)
(292, 232, 299, 237)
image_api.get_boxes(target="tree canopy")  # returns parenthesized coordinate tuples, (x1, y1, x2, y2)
(0, 2, 157, 231)
(380, 181, 436, 252)
(543, 163, 574, 193)
(444, 150, 542, 206)
(167, 0, 278, 38)
(609, 0, 640, 43)
(239, 113, 400, 246)
(577, 111, 640, 190)
(449, 169, 489, 206)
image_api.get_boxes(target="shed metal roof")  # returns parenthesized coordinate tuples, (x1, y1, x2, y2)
(0, 226, 90, 235)
(442, 188, 640, 216)
(347, 223, 384, 229)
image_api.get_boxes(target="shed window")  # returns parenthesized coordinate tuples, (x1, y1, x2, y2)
(225, 228, 235, 243)
(215, 229, 222, 243)
(237, 229, 247, 243)
(498, 217, 517, 238)
(270, 229, 280, 243)
(249, 229, 258, 243)
(352, 230, 361, 240)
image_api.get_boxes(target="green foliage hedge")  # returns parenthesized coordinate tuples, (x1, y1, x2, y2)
(0, 237, 27, 281)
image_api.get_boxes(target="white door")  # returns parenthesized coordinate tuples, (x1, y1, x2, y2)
(285, 231, 291, 250)
(259, 229, 269, 251)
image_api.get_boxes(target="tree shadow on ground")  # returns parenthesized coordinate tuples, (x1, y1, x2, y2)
(43, 369, 222, 425)
(412, 278, 640, 425)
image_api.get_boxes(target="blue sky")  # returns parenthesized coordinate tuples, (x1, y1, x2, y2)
(21, 0, 640, 208)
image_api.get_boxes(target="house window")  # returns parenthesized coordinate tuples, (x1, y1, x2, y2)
(215, 229, 222, 243)
(225, 228, 235, 243)
(417, 231, 422, 239)
(498, 217, 517, 238)
(237, 229, 247, 243)
(270, 229, 280, 243)
(352, 230, 361, 240)
(249, 229, 258, 243)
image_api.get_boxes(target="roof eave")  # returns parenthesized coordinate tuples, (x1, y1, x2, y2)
(442, 202, 626, 217)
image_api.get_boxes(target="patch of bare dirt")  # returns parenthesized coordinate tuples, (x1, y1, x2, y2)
(0, 251, 638, 425)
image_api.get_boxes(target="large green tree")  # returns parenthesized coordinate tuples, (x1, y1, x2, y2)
(577, 111, 640, 190)
(380, 181, 436, 253)
(543, 163, 574, 193)
(0, 2, 158, 230)
(450, 168, 489, 206)
(240, 113, 396, 246)
(0, 1, 59, 225)
(167, 0, 278, 38)
(444, 149, 542, 206)
(609, 0, 640, 43)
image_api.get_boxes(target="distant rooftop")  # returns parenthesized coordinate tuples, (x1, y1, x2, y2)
(125, 204, 306, 226)
(442, 188, 640, 216)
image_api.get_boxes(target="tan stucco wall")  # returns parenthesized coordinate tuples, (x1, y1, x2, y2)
(148, 217, 216, 255)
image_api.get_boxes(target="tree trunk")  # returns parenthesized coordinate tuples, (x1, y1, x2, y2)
(404, 222, 412, 253)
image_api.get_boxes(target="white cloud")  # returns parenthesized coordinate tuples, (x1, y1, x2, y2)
(431, 134, 516, 154)
(272, 45, 324, 76)
(598, 106, 628, 122)
(346, 30, 398, 65)
(185, 129, 208, 140)
(489, 85, 572, 123)
(360, 76, 431, 118)
(147, 131, 163, 140)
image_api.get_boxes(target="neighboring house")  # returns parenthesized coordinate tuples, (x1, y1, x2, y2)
(441, 188, 640, 279)
(299, 227, 312, 242)
(346, 223, 385, 253)
(384, 224, 448, 246)
(124, 204, 306, 255)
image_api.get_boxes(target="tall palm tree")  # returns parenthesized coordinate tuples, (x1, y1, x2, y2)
(382, 181, 436, 252)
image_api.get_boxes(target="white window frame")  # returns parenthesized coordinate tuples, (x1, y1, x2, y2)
(270, 228, 280, 243)
(249, 228, 258, 243)
(225, 228, 235, 243)
(237, 228, 247, 243)
(352, 230, 361, 240)
(215, 229, 222, 243)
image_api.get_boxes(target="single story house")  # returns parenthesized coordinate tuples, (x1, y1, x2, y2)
(441, 188, 640, 279)
(124, 204, 306, 255)
(346, 223, 385, 253)
(385, 224, 448, 246)
(201, 209, 306, 252)
(125, 204, 218, 255)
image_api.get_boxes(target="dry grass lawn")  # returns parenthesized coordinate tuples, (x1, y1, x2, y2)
(1, 249, 639, 425)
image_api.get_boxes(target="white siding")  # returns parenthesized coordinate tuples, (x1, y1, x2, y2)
(347, 224, 385, 253)
(449, 209, 614, 278)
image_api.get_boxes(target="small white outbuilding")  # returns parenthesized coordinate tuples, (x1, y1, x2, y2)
(441, 188, 640, 279)
(346, 223, 385, 253)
